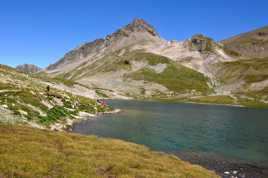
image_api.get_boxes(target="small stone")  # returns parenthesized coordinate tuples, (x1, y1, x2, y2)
(232, 170, 238, 174)
(2, 105, 8, 108)
(240, 173, 246, 178)
(224, 171, 230, 175)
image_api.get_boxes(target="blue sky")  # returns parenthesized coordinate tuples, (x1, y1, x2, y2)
(0, 0, 268, 68)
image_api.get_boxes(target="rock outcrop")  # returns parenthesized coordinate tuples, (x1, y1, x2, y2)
(189, 34, 214, 52)
(16, 64, 42, 74)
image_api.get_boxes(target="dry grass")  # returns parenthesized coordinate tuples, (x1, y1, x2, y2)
(0, 124, 219, 178)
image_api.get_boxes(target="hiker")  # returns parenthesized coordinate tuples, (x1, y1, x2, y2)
(46, 85, 50, 93)
(97, 99, 107, 107)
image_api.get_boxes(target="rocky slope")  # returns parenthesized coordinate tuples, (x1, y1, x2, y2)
(222, 26, 268, 58)
(0, 65, 112, 130)
(43, 19, 268, 107)
(16, 64, 42, 74)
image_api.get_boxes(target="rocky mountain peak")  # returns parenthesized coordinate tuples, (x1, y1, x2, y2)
(16, 64, 42, 74)
(126, 18, 158, 36)
(106, 18, 159, 41)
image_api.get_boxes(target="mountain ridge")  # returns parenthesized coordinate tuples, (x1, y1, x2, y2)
(221, 25, 268, 58)
(40, 19, 268, 107)
(16, 64, 42, 74)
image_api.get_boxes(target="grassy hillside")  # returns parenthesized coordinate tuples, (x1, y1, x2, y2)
(211, 58, 268, 107)
(0, 65, 111, 128)
(59, 51, 212, 97)
(215, 57, 268, 85)
(0, 124, 219, 178)
(126, 52, 211, 94)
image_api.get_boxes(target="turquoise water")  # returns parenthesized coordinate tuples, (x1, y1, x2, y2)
(72, 100, 268, 165)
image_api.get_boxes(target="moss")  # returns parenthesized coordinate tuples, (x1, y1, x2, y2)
(0, 124, 219, 178)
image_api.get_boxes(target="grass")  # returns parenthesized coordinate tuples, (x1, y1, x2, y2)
(39, 106, 73, 125)
(222, 46, 241, 57)
(49, 51, 212, 96)
(186, 95, 236, 105)
(216, 57, 268, 84)
(0, 124, 219, 178)
(150, 95, 236, 106)
(0, 85, 47, 121)
(33, 72, 77, 87)
(125, 51, 172, 65)
(0, 80, 111, 126)
(127, 54, 211, 94)
(151, 95, 268, 108)
(96, 90, 109, 98)
(238, 98, 268, 108)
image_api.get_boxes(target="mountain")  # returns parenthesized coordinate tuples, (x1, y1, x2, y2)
(46, 19, 233, 78)
(222, 25, 268, 58)
(16, 64, 42, 74)
(43, 19, 268, 107)
(44, 19, 231, 97)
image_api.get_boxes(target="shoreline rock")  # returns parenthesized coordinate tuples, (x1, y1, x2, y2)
(175, 151, 268, 178)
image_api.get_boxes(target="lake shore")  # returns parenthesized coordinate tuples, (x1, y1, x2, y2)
(50, 108, 122, 131)
(175, 151, 268, 178)
(72, 99, 268, 178)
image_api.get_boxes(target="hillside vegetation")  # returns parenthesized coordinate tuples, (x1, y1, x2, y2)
(0, 65, 111, 129)
(210, 57, 268, 107)
(126, 52, 211, 94)
(215, 57, 268, 85)
(0, 124, 219, 178)
(66, 51, 212, 97)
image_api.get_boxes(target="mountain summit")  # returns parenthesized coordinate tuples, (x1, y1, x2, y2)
(47, 19, 161, 71)
(110, 18, 159, 38)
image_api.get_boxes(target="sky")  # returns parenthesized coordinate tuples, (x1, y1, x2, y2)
(0, 0, 268, 68)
